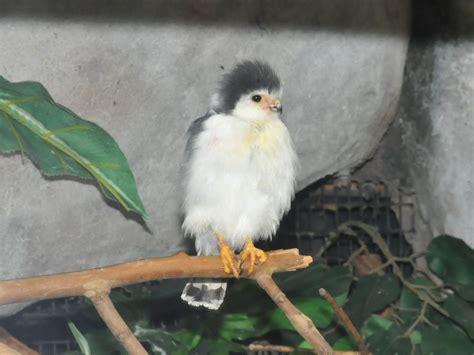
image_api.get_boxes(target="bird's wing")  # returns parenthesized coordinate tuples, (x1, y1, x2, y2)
(184, 111, 215, 162)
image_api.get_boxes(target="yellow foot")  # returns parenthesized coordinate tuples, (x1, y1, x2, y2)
(240, 239, 267, 274)
(216, 232, 240, 278)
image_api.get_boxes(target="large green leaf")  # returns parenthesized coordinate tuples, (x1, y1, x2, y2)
(82, 329, 125, 355)
(345, 274, 401, 327)
(427, 235, 474, 301)
(419, 319, 474, 355)
(0, 77, 146, 218)
(366, 324, 411, 355)
(444, 293, 474, 339)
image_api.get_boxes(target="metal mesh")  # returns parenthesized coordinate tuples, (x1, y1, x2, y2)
(266, 181, 414, 274)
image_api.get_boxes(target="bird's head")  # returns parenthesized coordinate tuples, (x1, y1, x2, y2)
(215, 61, 282, 121)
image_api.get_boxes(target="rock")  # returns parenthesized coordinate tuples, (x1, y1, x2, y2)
(398, 0, 474, 248)
(0, 0, 409, 316)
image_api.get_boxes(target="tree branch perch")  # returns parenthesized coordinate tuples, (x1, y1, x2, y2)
(0, 249, 331, 354)
(0, 249, 311, 305)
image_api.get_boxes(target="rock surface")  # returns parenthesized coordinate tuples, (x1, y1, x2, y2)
(0, 0, 409, 316)
(398, 0, 474, 248)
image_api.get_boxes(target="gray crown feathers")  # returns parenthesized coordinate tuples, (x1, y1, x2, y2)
(216, 60, 281, 113)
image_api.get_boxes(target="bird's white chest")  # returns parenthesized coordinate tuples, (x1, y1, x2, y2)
(205, 115, 291, 166)
(232, 119, 288, 158)
(184, 114, 297, 247)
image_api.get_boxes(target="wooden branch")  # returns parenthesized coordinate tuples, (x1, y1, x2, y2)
(249, 344, 365, 355)
(0, 327, 38, 355)
(249, 343, 314, 353)
(85, 290, 147, 355)
(0, 249, 317, 355)
(319, 288, 370, 355)
(0, 249, 311, 305)
(256, 274, 333, 355)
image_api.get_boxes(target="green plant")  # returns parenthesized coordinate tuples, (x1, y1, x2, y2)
(0, 77, 146, 218)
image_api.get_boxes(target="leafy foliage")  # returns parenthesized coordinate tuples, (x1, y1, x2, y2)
(345, 274, 400, 328)
(426, 235, 474, 301)
(0, 77, 146, 218)
(65, 235, 473, 355)
(363, 235, 474, 355)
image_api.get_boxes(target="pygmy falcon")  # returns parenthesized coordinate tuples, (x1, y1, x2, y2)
(181, 61, 297, 310)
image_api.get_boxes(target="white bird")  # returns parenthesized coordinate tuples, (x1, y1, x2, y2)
(181, 61, 298, 310)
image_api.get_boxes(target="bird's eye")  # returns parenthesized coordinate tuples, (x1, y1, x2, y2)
(251, 95, 262, 102)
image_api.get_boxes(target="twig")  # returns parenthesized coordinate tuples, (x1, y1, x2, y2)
(256, 274, 333, 355)
(316, 231, 340, 259)
(402, 300, 436, 337)
(249, 343, 313, 353)
(0, 327, 38, 355)
(318, 288, 370, 355)
(249, 344, 366, 355)
(344, 246, 369, 267)
(85, 289, 147, 355)
(339, 222, 448, 317)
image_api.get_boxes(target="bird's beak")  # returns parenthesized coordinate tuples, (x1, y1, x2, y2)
(270, 99, 282, 114)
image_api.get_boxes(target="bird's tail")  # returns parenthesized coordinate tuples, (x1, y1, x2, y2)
(181, 279, 227, 310)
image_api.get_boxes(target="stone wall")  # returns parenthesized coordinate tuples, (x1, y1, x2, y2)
(0, 0, 409, 316)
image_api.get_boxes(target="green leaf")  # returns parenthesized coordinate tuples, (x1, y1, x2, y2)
(363, 314, 394, 339)
(410, 330, 422, 345)
(298, 340, 313, 349)
(364, 317, 411, 355)
(0, 77, 147, 218)
(444, 293, 474, 339)
(134, 325, 197, 354)
(83, 329, 125, 355)
(345, 274, 401, 327)
(173, 329, 201, 351)
(267, 296, 334, 331)
(399, 277, 441, 323)
(419, 318, 474, 355)
(367, 327, 412, 355)
(427, 235, 474, 301)
(68, 321, 91, 355)
(332, 336, 357, 351)
(274, 263, 353, 299)
(218, 313, 264, 341)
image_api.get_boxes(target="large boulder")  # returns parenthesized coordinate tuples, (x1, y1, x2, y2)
(0, 0, 410, 316)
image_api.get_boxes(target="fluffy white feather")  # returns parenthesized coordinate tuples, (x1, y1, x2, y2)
(182, 90, 297, 253)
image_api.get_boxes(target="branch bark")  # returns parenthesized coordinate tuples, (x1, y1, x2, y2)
(249, 344, 366, 355)
(0, 249, 311, 305)
(85, 290, 147, 355)
(256, 274, 333, 354)
(319, 288, 370, 355)
(0, 249, 321, 354)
